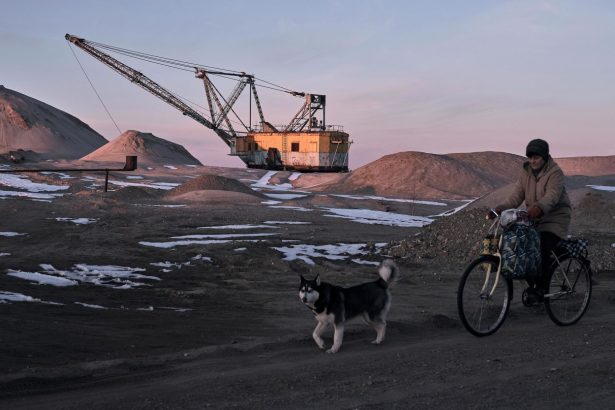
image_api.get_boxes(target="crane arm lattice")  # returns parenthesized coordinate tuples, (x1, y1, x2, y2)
(65, 33, 233, 147)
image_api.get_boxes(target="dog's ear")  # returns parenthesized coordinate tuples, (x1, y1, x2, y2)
(315, 274, 320, 286)
(299, 274, 306, 283)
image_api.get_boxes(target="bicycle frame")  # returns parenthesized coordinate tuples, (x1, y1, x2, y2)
(544, 251, 580, 299)
(480, 217, 505, 298)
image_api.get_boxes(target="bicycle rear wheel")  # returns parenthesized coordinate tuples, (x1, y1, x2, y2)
(457, 255, 512, 337)
(545, 255, 592, 326)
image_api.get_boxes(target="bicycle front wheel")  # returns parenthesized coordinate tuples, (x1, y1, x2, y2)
(457, 255, 512, 337)
(545, 255, 592, 326)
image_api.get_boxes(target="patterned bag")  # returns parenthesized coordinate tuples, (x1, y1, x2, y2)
(500, 223, 541, 280)
(557, 238, 589, 259)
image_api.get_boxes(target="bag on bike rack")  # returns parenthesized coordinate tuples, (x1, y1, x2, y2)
(481, 234, 499, 255)
(500, 224, 541, 280)
(557, 238, 589, 259)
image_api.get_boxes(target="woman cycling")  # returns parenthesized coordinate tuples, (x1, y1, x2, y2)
(491, 139, 572, 303)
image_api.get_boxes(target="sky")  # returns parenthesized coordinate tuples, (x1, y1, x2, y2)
(2, 0, 614, 168)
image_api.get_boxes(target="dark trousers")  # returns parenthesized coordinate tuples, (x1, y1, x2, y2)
(529, 231, 562, 290)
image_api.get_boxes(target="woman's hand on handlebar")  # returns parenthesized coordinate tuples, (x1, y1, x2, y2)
(527, 206, 543, 220)
(486, 207, 502, 220)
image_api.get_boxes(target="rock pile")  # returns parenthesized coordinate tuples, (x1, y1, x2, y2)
(387, 207, 615, 273)
(387, 207, 492, 269)
(165, 174, 263, 198)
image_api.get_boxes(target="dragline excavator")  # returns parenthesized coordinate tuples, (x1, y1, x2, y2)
(65, 34, 351, 172)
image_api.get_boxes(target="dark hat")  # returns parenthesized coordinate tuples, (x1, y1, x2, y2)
(526, 139, 549, 160)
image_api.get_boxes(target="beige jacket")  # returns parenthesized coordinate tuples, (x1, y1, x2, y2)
(497, 157, 571, 238)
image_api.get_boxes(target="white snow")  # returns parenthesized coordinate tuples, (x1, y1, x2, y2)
(0, 253, 10, 257)
(273, 243, 371, 265)
(261, 200, 282, 205)
(7, 264, 160, 289)
(132, 204, 187, 208)
(587, 184, 615, 192)
(352, 259, 381, 266)
(197, 224, 279, 230)
(331, 194, 447, 206)
(429, 199, 476, 217)
(269, 205, 313, 212)
(251, 171, 307, 192)
(320, 207, 433, 227)
(54, 217, 97, 225)
(0, 174, 70, 192)
(252, 171, 279, 188)
(0, 232, 26, 237)
(289, 172, 302, 181)
(264, 220, 311, 225)
(150, 254, 212, 271)
(171, 233, 277, 240)
(164, 165, 179, 170)
(0, 291, 41, 303)
(140, 239, 267, 249)
(126, 175, 144, 179)
(0, 189, 62, 200)
(74, 302, 108, 309)
(108, 180, 180, 190)
(7, 270, 78, 287)
(40, 172, 74, 179)
(264, 193, 308, 200)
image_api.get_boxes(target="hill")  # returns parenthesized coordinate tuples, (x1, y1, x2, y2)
(0, 86, 107, 159)
(556, 156, 615, 176)
(81, 130, 201, 166)
(317, 151, 524, 200)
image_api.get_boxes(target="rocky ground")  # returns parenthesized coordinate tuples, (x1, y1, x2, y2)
(1, 164, 614, 409)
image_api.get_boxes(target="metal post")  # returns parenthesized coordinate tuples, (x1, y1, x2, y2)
(0, 156, 137, 194)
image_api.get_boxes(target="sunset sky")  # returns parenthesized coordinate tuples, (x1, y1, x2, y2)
(2, 0, 614, 168)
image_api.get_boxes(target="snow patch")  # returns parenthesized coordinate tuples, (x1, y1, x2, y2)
(273, 243, 371, 265)
(587, 184, 615, 192)
(53, 217, 97, 225)
(321, 207, 433, 227)
(0, 232, 26, 237)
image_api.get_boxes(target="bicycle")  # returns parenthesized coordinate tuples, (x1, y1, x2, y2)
(457, 209, 593, 337)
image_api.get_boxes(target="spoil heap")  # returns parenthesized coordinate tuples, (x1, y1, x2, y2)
(165, 174, 263, 198)
(388, 205, 615, 273)
(320, 151, 524, 200)
(81, 130, 201, 166)
(0, 85, 107, 159)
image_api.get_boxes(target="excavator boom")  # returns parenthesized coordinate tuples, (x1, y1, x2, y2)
(65, 34, 233, 147)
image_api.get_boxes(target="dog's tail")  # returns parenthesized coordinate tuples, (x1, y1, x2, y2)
(378, 259, 399, 286)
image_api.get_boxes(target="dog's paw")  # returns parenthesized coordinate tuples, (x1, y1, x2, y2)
(326, 348, 338, 354)
(313, 338, 326, 349)
(371, 339, 383, 345)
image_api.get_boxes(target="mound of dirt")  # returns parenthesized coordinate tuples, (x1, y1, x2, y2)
(71, 187, 160, 207)
(81, 130, 201, 166)
(0, 86, 107, 159)
(165, 174, 264, 198)
(387, 207, 492, 267)
(556, 156, 615, 176)
(388, 203, 615, 272)
(168, 190, 264, 204)
(321, 151, 523, 200)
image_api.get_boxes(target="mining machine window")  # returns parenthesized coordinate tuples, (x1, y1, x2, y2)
(291, 142, 300, 152)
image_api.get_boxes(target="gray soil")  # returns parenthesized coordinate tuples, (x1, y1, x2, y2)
(1, 165, 615, 410)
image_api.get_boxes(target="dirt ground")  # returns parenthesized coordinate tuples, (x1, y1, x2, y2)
(1, 166, 614, 409)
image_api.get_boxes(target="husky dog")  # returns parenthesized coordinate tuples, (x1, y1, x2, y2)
(298, 259, 399, 354)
